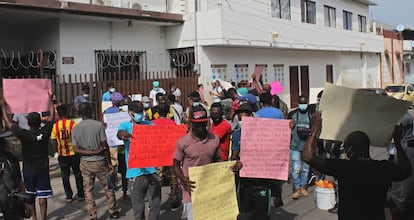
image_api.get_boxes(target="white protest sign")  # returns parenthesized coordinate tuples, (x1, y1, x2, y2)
(103, 112, 131, 147)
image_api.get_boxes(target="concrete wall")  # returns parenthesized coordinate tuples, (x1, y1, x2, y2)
(59, 18, 171, 77)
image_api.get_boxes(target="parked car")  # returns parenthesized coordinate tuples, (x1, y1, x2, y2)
(384, 84, 414, 104)
(358, 88, 388, 96)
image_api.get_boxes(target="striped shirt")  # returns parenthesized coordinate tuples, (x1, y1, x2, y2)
(51, 119, 76, 157)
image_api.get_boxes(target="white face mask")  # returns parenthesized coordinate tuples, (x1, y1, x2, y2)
(83, 94, 89, 98)
(109, 88, 116, 93)
(119, 105, 128, 112)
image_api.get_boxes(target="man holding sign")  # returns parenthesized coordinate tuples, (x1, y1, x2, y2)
(117, 101, 160, 220)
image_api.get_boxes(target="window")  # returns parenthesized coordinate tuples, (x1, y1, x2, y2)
(301, 0, 316, 24)
(358, 15, 367, 32)
(271, 0, 291, 20)
(343, 10, 353, 30)
(95, 50, 147, 80)
(324, 5, 336, 28)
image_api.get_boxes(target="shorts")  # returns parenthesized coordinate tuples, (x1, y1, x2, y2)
(23, 172, 53, 198)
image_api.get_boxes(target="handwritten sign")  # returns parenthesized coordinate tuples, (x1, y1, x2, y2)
(103, 112, 131, 147)
(128, 124, 187, 168)
(239, 117, 291, 180)
(101, 101, 113, 113)
(3, 79, 52, 114)
(189, 161, 239, 220)
(319, 83, 411, 147)
(131, 94, 142, 101)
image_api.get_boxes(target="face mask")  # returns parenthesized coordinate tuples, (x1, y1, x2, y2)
(192, 102, 200, 107)
(83, 94, 89, 98)
(133, 113, 143, 122)
(109, 88, 116, 93)
(120, 105, 128, 112)
(144, 103, 150, 108)
(171, 88, 175, 92)
(298, 104, 308, 111)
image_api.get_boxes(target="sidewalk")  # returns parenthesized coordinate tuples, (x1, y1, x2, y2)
(43, 146, 391, 220)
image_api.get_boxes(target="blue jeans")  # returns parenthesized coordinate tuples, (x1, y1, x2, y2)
(290, 149, 309, 189)
(129, 174, 161, 220)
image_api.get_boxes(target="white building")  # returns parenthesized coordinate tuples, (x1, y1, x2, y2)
(0, 0, 384, 107)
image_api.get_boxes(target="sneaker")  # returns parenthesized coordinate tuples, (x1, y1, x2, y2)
(292, 189, 301, 199)
(300, 187, 309, 197)
(77, 197, 85, 201)
(65, 197, 73, 203)
(328, 203, 338, 213)
(109, 211, 121, 219)
(308, 174, 317, 186)
(171, 201, 182, 212)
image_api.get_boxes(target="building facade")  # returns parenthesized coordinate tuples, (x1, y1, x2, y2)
(0, 0, 384, 107)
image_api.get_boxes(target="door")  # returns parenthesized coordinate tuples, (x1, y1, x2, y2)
(290, 65, 310, 108)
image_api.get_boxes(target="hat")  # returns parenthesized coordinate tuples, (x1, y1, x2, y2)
(190, 106, 209, 123)
(142, 96, 150, 103)
(237, 88, 248, 96)
(0, 131, 12, 138)
(110, 92, 123, 103)
(235, 103, 253, 114)
(239, 93, 257, 105)
(153, 81, 159, 88)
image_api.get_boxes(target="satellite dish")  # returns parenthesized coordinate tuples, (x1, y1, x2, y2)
(397, 24, 405, 32)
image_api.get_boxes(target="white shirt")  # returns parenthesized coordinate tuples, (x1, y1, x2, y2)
(149, 88, 166, 106)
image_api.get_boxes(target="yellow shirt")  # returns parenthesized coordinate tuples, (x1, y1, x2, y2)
(51, 119, 76, 156)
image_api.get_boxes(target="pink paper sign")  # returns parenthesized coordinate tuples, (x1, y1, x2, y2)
(270, 81, 284, 95)
(3, 79, 51, 114)
(239, 117, 291, 180)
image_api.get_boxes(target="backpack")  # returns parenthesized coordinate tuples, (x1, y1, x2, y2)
(0, 151, 27, 219)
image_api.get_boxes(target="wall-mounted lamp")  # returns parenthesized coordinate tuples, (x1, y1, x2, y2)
(271, 31, 279, 39)
(128, 20, 132, 28)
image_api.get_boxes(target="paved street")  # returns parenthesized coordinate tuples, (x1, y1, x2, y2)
(42, 146, 391, 220)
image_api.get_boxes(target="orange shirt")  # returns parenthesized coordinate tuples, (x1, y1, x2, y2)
(51, 119, 76, 157)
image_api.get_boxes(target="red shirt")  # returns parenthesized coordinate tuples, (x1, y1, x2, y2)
(210, 120, 232, 160)
(231, 99, 239, 115)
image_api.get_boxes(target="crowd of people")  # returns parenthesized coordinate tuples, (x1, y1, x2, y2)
(0, 74, 413, 220)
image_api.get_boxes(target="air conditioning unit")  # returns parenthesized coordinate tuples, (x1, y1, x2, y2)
(92, 0, 112, 6)
(129, 2, 142, 10)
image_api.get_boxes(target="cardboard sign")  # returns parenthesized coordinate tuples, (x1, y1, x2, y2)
(189, 161, 239, 220)
(101, 101, 112, 113)
(103, 112, 131, 147)
(319, 83, 411, 147)
(239, 117, 291, 181)
(128, 124, 187, 168)
(3, 79, 52, 114)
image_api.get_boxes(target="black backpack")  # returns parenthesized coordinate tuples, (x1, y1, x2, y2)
(0, 151, 27, 219)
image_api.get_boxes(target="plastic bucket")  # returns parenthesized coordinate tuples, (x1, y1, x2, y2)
(315, 187, 335, 210)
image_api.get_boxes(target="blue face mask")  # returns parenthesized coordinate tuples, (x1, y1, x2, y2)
(144, 103, 150, 108)
(192, 102, 200, 107)
(133, 113, 143, 122)
(298, 104, 308, 111)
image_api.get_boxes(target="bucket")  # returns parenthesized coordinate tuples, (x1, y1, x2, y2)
(315, 187, 335, 210)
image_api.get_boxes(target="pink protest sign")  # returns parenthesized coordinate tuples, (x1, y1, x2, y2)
(270, 81, 283, 95)
(239, 117, 291, 180)
(3, 79, 51, 114)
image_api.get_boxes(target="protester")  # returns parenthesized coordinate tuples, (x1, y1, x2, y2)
(256, 92, 285, 207)
(390, 111, 414, 220)
(182, 91, 209, 125)
(0, 130, 31, 220)
(152, 102, 181, 211)
(102, 82, 116, 101)
(287, 95, 313, 199)
(74, 84, 90, 109)
(149, 81, 166, 107)
(147, 93, 174, 120)
(51, 105, 84, 203)
(117, 101, 160, 220)
(231, 103, 270, 219)
(169, 82, 182, 102)
(167, 94, 184, 125)
(197, 84, 207, 105)
(209, 80, 223, 103)
(72, 103, 120, 220)
(1, 94, 55, 220)
(249, 73, 263, 94)
(303, 112, 411, 220)
(142, 96, 151, 120)
(210, 102, 232, 161)
(117, 97, 131, 204)
(173, 105, 221, 220)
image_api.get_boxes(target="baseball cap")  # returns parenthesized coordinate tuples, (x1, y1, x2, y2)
(237, 88, 248, 96)
(239, 93, 257, 105)
(190, 106, 209, 123)
(110, 92, 123, 103)
(142, 96, 150, 103)
(235, 103, 253, 114)
(153, 81, 159, 88)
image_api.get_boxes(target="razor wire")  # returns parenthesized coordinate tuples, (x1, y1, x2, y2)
(0, 49, 57, 70)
